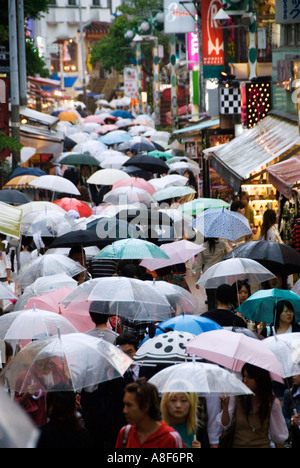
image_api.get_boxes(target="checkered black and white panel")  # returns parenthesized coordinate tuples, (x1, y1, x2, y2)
(219, 87, 241, 115)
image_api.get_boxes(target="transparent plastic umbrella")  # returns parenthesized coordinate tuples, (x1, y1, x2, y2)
(21, 210, 72, 237)
(264, 333, 300, 378)
(149, 361, 253, 396)
(144, 281, 202, 315)
(0, 333, 133, 393)
(103, 187, 155, 207)
(0, 283, 17, 301)
(17, 255, 86, 288)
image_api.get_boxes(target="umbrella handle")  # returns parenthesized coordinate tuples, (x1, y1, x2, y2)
(32, 389, 43, 400)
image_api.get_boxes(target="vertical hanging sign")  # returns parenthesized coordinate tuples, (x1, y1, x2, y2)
(0, 77, 10, 159)
(201, 0, 224, 66)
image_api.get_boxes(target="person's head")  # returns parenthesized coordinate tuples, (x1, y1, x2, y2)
(123, 377, 161, 425)
(89, 301, 110, 326)
(46, 383, 78, 424)
(116, 333, 139, 359)
(69, 246, 86, 267)
(240, 191, 250, 207)
(230, 200, 245, 216)
(80, 165, 90, 178)
(274, 300, 295, 330)
(204, 237, 218, 254)
(216, 284, 235, 308)
(292, 374, 300, 389)
(161, 392, 198, 435)
(260, 209, 277, 239)
(183, 170, 196, 182)
(232, 280, 251, 307)
(116, 260, 141, 279)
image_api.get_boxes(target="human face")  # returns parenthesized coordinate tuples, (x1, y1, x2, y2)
(123, 391, 147, 425)
(120, 344, 136, 359)
(167, 393, 190, 424)
(292, 375, 300, 386)
(279, 305, 294, 327)
(242, 370, 257, 393)
(238, 286, 249, 305)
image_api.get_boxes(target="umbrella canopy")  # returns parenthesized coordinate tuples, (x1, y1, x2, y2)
(133, 331, 196, 365)
(0, 388, 40, 448)
(58, 153, 100, 167)
(145, 281, 202, 315)
(87, 169, 130, 186)
(103, 186, 155, 207)
(0, 190, 31, 205)
(53, 198, 93, 218)
(169, 161, 200, 176)
(224, 241, 300, 276)
(236, 288, 300, 323)
(58, 110, 80, 122)
(8, 167, 46, 180)
(123, 154, 169, 174)
(19, 201, 66, 216)
(21, 210, 72, 238)
(178, 198, 230, 216)
(192, 208, 252, 241)
(0, 333, 133, 393)
(149, 361, 253, 396)
(264, 333, 300, 378)
(292, 279, 300, 295)
(0, 308, 78, 342)
(29, 176, 81, 196)
(101, 155, 130, 169)
(186, 329, 284, 383)
(3, 175, 38, 190)
(24, 286, 74, 314)
(130, 139, 156, 153)
(140, 240, 205, 271)
(99, 132, 132, 146)
(0, 283, 18, 301)
(17, 254, 86, 288)
(111, 110, 134, 119)
(113, 177, 156, 195)
(197, 258, 276, 289)
(49, 229, 106, 248)
(95, 238, 170, 260)
(154, 186, 196, 202)
(0, 202, 22, 239)
(149, 175, 188, 191)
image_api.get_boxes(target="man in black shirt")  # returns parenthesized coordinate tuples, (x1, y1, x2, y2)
(202, 284, 247, 328)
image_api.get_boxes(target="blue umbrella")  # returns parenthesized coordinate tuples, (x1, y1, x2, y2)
(110, 110, 134, 119)
(99, 132, 132, 146)
(8, 167, 46, 181)
(141, 313, 222, 344)
(237, 288, 300, 323)
(192, 208, 252, 241)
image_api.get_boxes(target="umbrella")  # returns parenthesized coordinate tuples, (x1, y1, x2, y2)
(186, 329, 284, 383)
(53, 198, 93, 218)
(133, 117, 155, 127)
(87, 169, 130, 186)
(123, 154, 169, 174)
(149, 175, 188, 191)
(192, 208, 252, 241)
(169, 161, 200, 176)
(8, 167, 46, 180)
(49, 229, 106, 248)
(58, 153, 100, 167)
(121, 165, 152, 180)
(292, 279, 300, 295)
(87, 217, 145, 241)
(58, 110, 80, 122)
(111, 110, 134, 119)
(0, 190, 31, 205)
(133, 331, 197, 365)
(112, 177, 156, 195)
(0, 307, 78, 342)
(0, 388, 40, 448)
(95, 124, 119, 135)
(130, 140, 156, 153)
(264, 333, 300, 378)
(62, 277, 174, 323)
(97, 149, 125, 160)
(21, 210, 72, 238)
(19, 202, 66, 216)
(99, 132, 132, 146)
(103, 187, 155, 207)
(24, 287, 75, 314)
(101, 156, 130, 169)
(0, 202, 22, 239)
(29, 176, 81, 196)
(84, 115, 105, 124)
(178, 198, 230, 216)
(236, 288, 300, 323)
(0, 283, 17, 301)
(95, 238, 170, 260)
(17, 254, 86, 288)
(0, 333, 133, 393)
(149, 361, 253, 396)
(3, 175, 38, 190)
(140, 240, 205, 271)
(71, 140, 107, 156)
(153, 186, 196, 202)
(147, 150, 173, 161)
(223, 241, 300, 276)
(197, 258, 276, 289)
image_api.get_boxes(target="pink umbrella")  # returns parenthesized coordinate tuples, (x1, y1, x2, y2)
(113, 177, 156, 195)
(59, 301, 94, 333)
(140, 240, 205, 271)
(94, 124, 118, 135)
(84, 115, 105, 124)
(186, 329, 284, 383)
(25, 287, 94, 333)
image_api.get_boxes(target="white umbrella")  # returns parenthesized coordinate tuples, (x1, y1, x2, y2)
(87, 169, 130, 186)
(19, 202, 66, 217)
(0, 283, 17, 301)
(29, 176, 80, 196)
(21, 210, 72, 237)
(21, 147, 36, 165)
(103, 186, 155, 207)
(264, 333, 300, 378)
(72, 140, 107, 157)
(149, 361, 253, 396)
(197, 258, 276, 289)
(149, 175, 188, 191)
(101, 155, 130, 169)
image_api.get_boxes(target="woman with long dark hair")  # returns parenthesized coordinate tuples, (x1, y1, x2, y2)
(259, 209, 283, 243)
(218, 364, 288, 448)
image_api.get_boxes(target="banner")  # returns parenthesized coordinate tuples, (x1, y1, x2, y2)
(201, 0, 224, 66)
(164, 0, 196, 34)
(124, 68, 138, 99)
(0, 77, 10, 159)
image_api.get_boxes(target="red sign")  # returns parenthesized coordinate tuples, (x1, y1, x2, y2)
(201, 0, 224, 66)
(0, 77, 10, 159)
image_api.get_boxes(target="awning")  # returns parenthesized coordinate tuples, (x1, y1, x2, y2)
(20, 125, 64, 157)
(205, 115, 300, 192)
(19, 107, 59, 130)
(173, 118, 220, 135)
(266, 155, 300, 199)
(27, 76, 61, 89)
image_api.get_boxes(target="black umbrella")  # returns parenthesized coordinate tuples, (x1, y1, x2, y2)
(123, 154, 169, 175)
(224, 240, 300, 275)
(121, 166, 152, 181)
(0, 189, 31, 205)
(50, 230, 107, 248)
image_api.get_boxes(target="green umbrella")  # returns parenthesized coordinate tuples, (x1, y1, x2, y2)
(147, 151, 173, 160)
(59, 153, 100, 167)
(95, 238, 170, 260)
(153, 186, 196, 202)
(178, 198, 230, 216)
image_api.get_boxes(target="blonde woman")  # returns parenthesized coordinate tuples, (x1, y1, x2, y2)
(161, 392, 201, 448)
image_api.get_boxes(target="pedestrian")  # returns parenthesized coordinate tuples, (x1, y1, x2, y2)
(195, 237, 231, 310)
(218, 363, 289, 448)
(115, 333, 154, 382)
(240, 191, 255, 227)
(202, 284, 248, 328)
(86, 301, 119, 344)
(37, 384, 92, 448)
(183, 169, 198, 192)
(160, 392, 201, 448)
(231, 280, 251, 309)
(259, 209, 283, 243)
(282, 374, 300, 448)
(260, 300, 300, 337)
(115, 378, 185, 448)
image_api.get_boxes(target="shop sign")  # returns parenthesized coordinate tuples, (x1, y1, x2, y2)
(275, 0, 300, 24)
